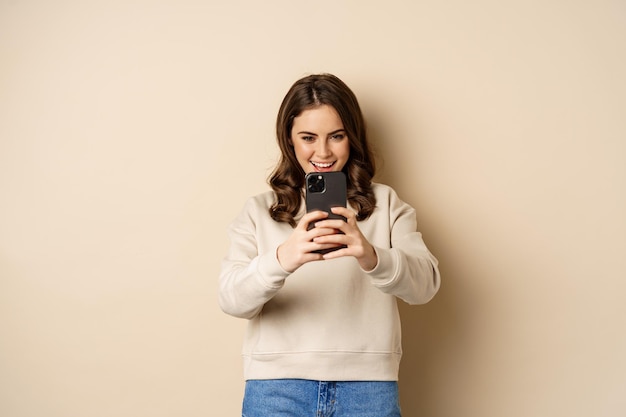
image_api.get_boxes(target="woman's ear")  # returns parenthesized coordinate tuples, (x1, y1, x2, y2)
(287, 136, 293, 146)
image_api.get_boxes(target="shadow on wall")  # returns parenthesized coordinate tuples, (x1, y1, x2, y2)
(365, 106, 470, 415)
(397, 263, 463, 416)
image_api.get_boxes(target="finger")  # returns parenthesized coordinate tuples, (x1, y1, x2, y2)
(309, 243, 343, 254)
(314, 233, 349, 247)
(298, 210, 329, 230)
(330, 206, 356, 221)
(314, 219, 351, 232)
(308, 226, 340, 238)
(321, 246, 351, 260)
(301, 251, 325, 262)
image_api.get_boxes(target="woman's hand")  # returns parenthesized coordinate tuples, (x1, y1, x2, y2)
(276, 210, 344, 273)
(312, 207, 378, 271)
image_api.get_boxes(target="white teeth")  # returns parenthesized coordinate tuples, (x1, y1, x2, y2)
(312, 161, 334, 168)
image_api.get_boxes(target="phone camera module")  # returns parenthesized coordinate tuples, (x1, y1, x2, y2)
(307, 174, 326, 193)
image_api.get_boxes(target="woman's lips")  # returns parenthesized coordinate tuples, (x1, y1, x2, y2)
(311, 161, 336, 172)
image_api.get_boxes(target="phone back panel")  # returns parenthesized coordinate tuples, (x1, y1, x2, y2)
(305, 171, 347, 220)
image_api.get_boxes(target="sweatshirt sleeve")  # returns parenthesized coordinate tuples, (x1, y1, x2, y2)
(218, 197, 290, 319)
(366, 188, 441, 305)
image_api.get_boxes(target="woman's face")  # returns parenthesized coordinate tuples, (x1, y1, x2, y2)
(290, 105, 350, 174)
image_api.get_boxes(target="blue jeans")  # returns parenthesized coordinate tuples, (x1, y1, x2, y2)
(242, 379, 401, 417)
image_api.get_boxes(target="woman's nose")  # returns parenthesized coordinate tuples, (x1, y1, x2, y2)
(316, 140, 331, 157)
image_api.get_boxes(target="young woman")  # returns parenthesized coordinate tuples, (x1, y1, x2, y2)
(219, 73, 440, 417)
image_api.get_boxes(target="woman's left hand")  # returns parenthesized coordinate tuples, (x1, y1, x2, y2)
(312, 206, 378, 271)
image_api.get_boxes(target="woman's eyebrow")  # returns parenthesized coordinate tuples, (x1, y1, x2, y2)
(328, 129, 346, 135)
(296, 129, 345, 136)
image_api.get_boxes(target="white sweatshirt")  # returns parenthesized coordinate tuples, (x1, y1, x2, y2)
(219, 183, 440, 381)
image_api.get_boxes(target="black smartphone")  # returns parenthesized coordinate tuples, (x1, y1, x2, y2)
(305, 171, 347, 253)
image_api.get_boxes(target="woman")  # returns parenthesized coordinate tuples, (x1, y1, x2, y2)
(219, 73, 440, 416)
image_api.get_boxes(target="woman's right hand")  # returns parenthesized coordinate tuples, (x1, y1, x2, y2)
(276, 210, 341, 273)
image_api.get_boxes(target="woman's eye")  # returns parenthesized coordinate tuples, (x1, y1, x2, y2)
(331, 134, 345, 140)
(301, 136, 315, 142)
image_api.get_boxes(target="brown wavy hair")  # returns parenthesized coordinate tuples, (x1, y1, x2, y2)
(269, 73, 376, 226)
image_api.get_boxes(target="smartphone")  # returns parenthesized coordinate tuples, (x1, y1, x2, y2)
(305, 171, 347, 253)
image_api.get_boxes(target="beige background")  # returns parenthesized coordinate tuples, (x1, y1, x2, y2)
(1, 1, 625, 416)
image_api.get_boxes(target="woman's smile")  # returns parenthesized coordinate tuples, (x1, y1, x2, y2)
(311, 160, 336, 171)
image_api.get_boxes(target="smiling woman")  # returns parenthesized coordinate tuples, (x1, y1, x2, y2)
(218, 73, 441, 416)
(270, 74, 378, 226)
(290, 105, 350, 174)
